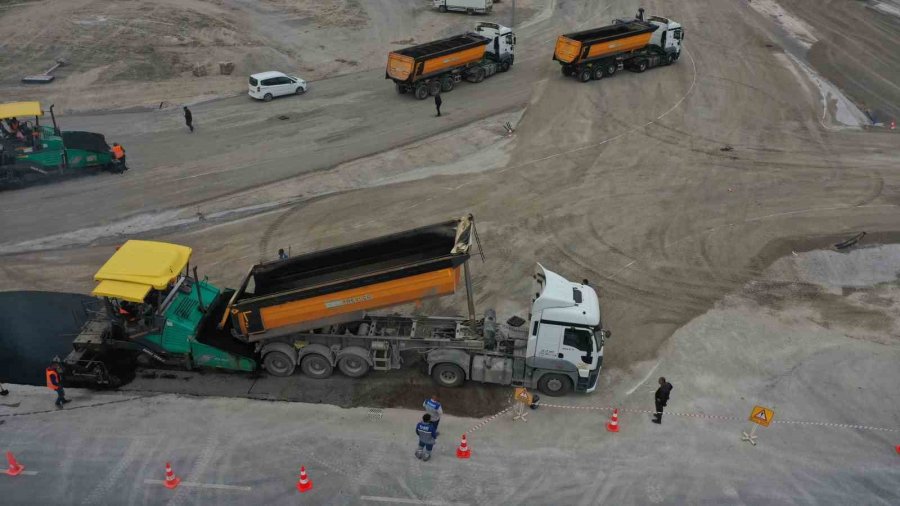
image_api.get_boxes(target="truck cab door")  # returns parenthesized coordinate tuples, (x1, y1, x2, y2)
(560, 327, 595, 372)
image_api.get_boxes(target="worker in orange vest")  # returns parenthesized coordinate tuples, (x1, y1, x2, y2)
(110, 142, 127, 173)
(46, 360, 70, 409)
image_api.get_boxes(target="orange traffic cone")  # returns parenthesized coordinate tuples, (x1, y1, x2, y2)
(163, 462, 181, 489)
(456, 434, 471, 459)
(606, 409, 620, 433)
(5, 451, 24, 476)
(296, 466, 313, 493)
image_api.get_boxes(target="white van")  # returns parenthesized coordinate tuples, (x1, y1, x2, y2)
(248, 71, 308, 102)
(433, 0, 493, 14)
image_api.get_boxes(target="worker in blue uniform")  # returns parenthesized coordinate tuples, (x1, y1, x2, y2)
(415, 414, 438, 461)
(423, 395, 443, 434)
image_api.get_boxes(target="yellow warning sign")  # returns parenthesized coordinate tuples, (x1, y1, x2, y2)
(514, 387, 533, 405)
(749, 405, 775, 427)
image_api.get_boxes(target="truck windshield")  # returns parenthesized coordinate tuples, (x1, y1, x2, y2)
(563, 328, 592, 352)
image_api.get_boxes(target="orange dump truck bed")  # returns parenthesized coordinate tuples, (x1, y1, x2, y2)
(386, 33, 489, 84)
(224, 216, 475, 341)
(553, 20, 657, 64)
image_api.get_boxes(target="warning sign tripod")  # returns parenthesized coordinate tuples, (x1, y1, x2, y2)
(742, 405, 775, 446)
(513, 388, 532, 422)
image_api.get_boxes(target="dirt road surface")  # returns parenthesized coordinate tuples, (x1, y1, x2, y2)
(1, 0, 899, 503)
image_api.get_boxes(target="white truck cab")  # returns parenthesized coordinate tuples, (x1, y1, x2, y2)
(647, 16, 684, 55)
(434, 0, 493, 15)
(527, 265, 607, 393)
(475, 22, 516, 68)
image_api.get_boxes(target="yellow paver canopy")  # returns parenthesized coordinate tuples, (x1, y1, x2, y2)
(92, 240, 192, 302)
(0, 101, 42, 120)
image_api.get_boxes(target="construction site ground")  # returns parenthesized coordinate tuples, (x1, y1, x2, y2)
(2, 0, 900, 503)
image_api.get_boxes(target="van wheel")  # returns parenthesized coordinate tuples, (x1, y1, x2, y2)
(578, 68, 592, 82)
(538, 374, 572, 397)
(338, 355, 370, 378)
(264, 351, 296, 377)
(300, 354, 333, 379)
(432, 363, 465, 388)
(591, 65, 604, 80)
(295, 86, 306, 95)
(263, 93, 273, 102)
(414, 84, 429, 100)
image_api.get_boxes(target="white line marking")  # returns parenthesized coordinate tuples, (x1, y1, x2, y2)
(16, 470, 39, 476)
(625, 361, 660, 396)
(360, 497, 468, 506)
(143, 479, 251, 491)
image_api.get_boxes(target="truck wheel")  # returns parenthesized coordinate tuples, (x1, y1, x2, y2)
(432, 363, 465, 388)
(467, 8, 474, 15)
(440, 77, 454, 92)
(264, 351, 296, 377)
(301, 354, 333, 379)
(636, 60, 648, 73)
(666, 54, 675, 65)
(439, 6, 447, 13)
(338, 355, 370, 378)
(473, 68, 486, 83)
(538, 374, 572, 397)
(396, 83, 407, 94)
(499, 61, 510, 73)
(561, 65, 574, 77)
(414, 85, 429, 100)
(605, 63, 617, 77)
(591, 65, 604, 80)
(578, 68, 592, 82)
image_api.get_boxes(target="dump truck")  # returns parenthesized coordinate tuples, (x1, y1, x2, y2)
(554, 9, 683, 82)
(0, 101, 125, 189)
(387, 23, 515, 99)
(64, 215, 611, 396)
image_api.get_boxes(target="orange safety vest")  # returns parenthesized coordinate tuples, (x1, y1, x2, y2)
(46, 368, 59, 390)
(112, 145, 125, 160)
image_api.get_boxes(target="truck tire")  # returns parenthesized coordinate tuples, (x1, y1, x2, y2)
(666, 54, 675, 65)
(605, 63, 617, 77)
(578, 68, 592, 82)
(473, 68, 486, 83)
(467, 8, 474, 15)
(499, 60, 510, 73)
(538, 374, 572, 397)
(439, 6, 447, 13)
(264, 350, 296, 377)
(591, 65, 604, 80)
(338, 355, 370, 378)
(561, 65, 574, 77)
(300, 354, 333, 379)
(440, 77, 454, 92)
(432, 363, 465, 388)
(635, 60, 648, 73)
(414, 84, 429, 100)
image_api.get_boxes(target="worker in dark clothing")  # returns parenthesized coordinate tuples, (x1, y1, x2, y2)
(434, 93, 442, 117)
(652, 376, 673, 424)
(415, 414, 438, 461)
(1, 381, 8, 396)
(46, 361, 70, 409)
(183, 106, 194, 132)
(278, 248, 289, 261)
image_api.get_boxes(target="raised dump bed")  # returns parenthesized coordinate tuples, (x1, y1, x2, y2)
(554, 20, 657, 64)
(224, 216, 475, 341)
(387, 33, 490, 83)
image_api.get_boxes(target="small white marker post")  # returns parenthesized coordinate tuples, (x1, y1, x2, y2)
(742, 405, 774, 446)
